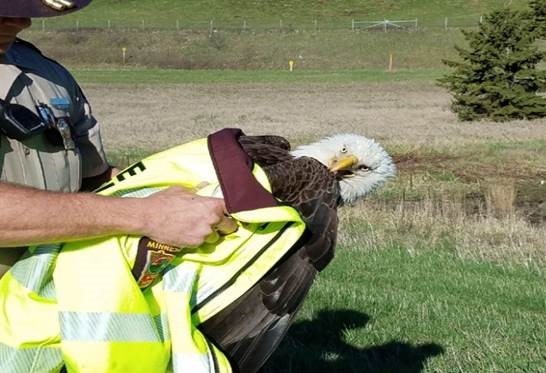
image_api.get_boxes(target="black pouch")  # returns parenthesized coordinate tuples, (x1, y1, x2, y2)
(0, 99, 48, 141)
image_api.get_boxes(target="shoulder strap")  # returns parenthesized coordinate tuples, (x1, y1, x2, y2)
(14, 39, 90, 106)
(208, 128, 278, 213)
(0, 65, 23, 100)
(13, 39, 44, 56)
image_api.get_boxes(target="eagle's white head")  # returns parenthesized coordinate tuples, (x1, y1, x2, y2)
(291, 134, 396, 203)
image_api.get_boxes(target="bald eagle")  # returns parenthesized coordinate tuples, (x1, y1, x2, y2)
(199, 132, 395, 372)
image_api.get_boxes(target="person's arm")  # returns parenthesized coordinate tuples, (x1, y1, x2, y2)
(0, 182, 232, 248)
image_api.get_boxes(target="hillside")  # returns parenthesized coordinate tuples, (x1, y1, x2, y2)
(38, 0, 529, 29)
(20, 0, 538, 71)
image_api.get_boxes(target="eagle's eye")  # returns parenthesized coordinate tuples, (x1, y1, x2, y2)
(340, 146, 348, 153)
(358, 164, 370, 171)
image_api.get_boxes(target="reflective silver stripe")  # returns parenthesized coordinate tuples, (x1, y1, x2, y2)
(0, 342, 63, 373)
(37, 279, 56, 300)
(112, 187, 163, 198)
(206, 340, 219, 373)
(154, 313, 170, 342)
(163, 266, 219, 372)
(10, 245, 60, 293)
(60, 311, 167, 342)
(172, 352, 211, 373)
(195, 283, 216, 305)
(163, 264, 196, 294)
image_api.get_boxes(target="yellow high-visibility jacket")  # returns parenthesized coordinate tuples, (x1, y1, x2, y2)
(0, 129, 306, 373)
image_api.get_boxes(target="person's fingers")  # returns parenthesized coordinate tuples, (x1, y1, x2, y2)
(217, 199, 229, 215)
(204, 231, 220, 244)
(214, 215, 238, 235)
(141, 188, 238, 247)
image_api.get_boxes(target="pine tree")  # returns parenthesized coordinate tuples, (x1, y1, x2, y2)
(439, 7, 546, 121)
(529, 0, 546, 36)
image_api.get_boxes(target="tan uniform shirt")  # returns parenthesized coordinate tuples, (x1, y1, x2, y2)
(0, 39, 108, 191)
(0, 39, 109, 276)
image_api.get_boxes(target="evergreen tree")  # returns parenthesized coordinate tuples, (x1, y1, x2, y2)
(439, 7, 546, 121)
(529, 0, 546, 36)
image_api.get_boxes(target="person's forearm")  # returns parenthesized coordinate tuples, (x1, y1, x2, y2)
(0, 182, 142, 247)
(0, 181, 234, 249)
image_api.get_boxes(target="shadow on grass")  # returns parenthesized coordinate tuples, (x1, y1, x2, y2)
(262, 309, 444, 373)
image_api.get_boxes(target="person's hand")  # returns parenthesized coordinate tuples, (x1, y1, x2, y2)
(139, 187, 237, 248)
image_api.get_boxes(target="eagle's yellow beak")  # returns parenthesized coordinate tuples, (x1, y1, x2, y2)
(329, 155, 359, 172)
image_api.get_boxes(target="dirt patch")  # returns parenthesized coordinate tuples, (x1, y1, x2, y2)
(393, 152, 546, 225)
(461, 181, 546, 225)
(393, 152, 463, 171)
(516, 181, 546, 225)
(83, 81, 546, 152)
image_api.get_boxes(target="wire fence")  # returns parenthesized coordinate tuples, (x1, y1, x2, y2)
(28, 16, 485, 33)
(352, 19, 419, 32)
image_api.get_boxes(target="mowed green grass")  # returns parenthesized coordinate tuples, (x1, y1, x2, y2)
(71, 68, 444, 84)
(264, 247, 546, 372)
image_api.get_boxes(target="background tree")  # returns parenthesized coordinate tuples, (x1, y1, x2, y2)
(439, 6, 546, 121)
(529, 0, 546, 36)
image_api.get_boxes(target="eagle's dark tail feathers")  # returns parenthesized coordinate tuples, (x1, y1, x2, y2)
(199, 243, 317, 373)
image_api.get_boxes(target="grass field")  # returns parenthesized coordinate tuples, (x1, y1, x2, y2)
(89, 74, 546, 371)
(19, 0, 543, 71)
(70, 68, 445, 84)
(21, 0, 546, 370)
(29, 0, 530, 29)
(266, 249, 546, 372)
(23, 28, 468, 70)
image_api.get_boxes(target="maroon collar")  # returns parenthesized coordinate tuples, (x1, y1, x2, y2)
(208, 128, 278, 213)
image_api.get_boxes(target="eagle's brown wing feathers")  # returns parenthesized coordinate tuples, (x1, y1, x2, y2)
(264, 156, 339, 270)
(238, 135, 291, 151)
(237, 135, 292, 166)
(199, 137, 339, 372)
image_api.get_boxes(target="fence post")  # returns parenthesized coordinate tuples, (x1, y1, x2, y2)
(176, 20, 180, 30)
(41, 19, 45, 31)
(108, 20, 111, 30)
(444, 17, 448, 31)
(480, 15, 483, 24)
(76, 20, 79, 31)
(209, 20, 213, 37)
(384, 20, 387, 33)
(415, 18, 418, 31)
(279, 19, 283, 32)
(141, 20, 145, 29)
(243, 20, 247, 31)
(388, 52, 393, 72)
(352, 19, 355, 32)
(314, 19, 318, 32)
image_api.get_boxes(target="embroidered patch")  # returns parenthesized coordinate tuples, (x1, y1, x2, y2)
(135, 238, 181, 289)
